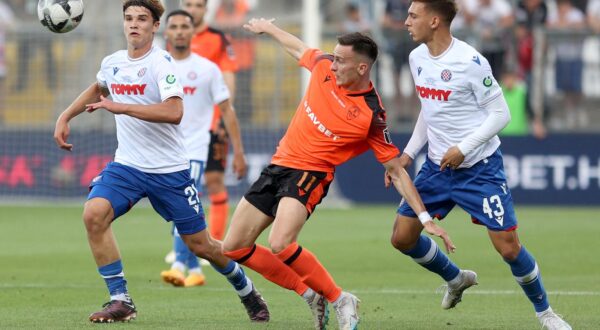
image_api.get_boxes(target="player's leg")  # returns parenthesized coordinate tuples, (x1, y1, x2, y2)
(161, 161, 205, 287)
(85, 163, 144, 322)
(459, 150, 570, 329)
(224, 197, 329, 329)
(392, 157, 471, 310)
(205, 131, 229, 241)
(179, 227, 269, 322)
(268, 168, 349, 329)
(148, 169, 269, 322)
(488, 225, 571, 329)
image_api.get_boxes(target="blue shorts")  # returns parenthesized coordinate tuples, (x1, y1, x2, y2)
(88, 162, 206, 235)
(397, 149, 517, 231)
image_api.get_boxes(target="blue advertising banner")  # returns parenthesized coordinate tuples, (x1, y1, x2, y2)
(1, 130, 598, 205)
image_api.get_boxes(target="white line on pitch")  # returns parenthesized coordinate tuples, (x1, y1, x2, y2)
(1, 283, 599, 296)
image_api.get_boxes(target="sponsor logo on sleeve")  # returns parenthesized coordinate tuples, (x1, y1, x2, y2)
(483, 76, 493, 87)
(166, 75, 176, 84)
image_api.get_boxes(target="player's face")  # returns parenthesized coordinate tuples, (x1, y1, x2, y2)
(166, 15, 195, 51)
(182, 0, 207, 27)
(331, 45, 364, 88)
(123, 6, 159, 49)
(405, 2, 433, 43)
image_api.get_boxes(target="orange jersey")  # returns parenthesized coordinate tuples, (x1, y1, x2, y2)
(271, 49, 399, 173)
(190, 26, 238, 73)
(190, 26, 238, 131)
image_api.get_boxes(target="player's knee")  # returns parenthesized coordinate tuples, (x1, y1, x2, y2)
(82, 201, 112, 233)
(187, 239, 212, 259)
(498, 245, 521, 261)
(390, 230, 413, 252)
(268, 238, 291, 254)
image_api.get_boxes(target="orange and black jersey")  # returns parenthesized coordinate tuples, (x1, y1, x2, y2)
(190, 26, 238, 73)
(271, 49, 399, 173)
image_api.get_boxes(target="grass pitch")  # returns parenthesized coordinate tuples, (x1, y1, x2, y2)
(1, 204, 599, 329)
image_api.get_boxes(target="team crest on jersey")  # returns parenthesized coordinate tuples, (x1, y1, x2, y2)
(417, 67, 423, 76)
(346, 106, 359, 120)
(113, 67, 120, 75)
(166, 75, 176, 84)
(483, 76, 493, 87)
(187, 71, 197, 80)
(441, 69, 452, 82)
(472, 55, 481, 65)
(137, 67, 147, 77)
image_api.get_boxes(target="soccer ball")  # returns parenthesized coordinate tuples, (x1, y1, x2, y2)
(37, 0, 84, 33)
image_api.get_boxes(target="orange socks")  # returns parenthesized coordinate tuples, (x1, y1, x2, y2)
(208, 191, 229, 240)
(276, 242, 342, 302)
(224, 244, 308, 296)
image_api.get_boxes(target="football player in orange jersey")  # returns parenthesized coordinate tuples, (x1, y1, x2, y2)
(221, 18, 455, 330)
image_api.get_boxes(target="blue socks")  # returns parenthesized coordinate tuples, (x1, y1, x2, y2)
(212, 260, 253, 296)
(98, 260, 129, 302)
(403, 235, 460, 282)
(505, 247, 549, 312)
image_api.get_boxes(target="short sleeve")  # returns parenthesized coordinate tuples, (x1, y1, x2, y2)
(210, 64, 231, 105)
(467, 56, 502, 107)
(299, 48, 331, 72)
(367, 111, 400, 163)
(96, 58, 107, 89)
(155, 54, 184, 101)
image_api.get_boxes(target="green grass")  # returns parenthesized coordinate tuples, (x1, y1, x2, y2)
(1, 205, 599, 329)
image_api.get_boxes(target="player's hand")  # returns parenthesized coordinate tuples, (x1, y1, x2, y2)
(384, 170, 392, 188)
(243, 18, 275, 35)
(86, 95, 123, 114)
(54, 119, 73, 151)
(440, 146, 465, 171)
(232, 152, 247, 180)
(422, 221, 456, 253)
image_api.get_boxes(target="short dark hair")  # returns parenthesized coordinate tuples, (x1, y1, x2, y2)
(337, 32, 378, 63)
(166, 9, 195, 24)
(412, 0, 457, 25)
(123, 0, 165, 22)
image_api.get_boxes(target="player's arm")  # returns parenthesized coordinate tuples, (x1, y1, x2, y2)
(243, 18, 308, 61)
(441, 95, 510, 170)
(383, 158, 456, 253)
(54, 82, 105, 151)
(85, 96, 184, 124)
(222, 72, 236, 103)
(218, 99, 247, 178)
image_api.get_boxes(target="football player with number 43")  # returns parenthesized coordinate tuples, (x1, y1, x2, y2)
(389, 1, 571, 330)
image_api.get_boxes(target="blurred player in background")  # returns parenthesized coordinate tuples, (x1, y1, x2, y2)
(160, 9, 247, 288)
(53, 0, 267, 323)
(183, 0, 237, 244)
(391, 1, 571, 329)
(222, 18, 454, 330)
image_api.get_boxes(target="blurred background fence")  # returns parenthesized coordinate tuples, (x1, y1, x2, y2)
(0, 0, 599, 204)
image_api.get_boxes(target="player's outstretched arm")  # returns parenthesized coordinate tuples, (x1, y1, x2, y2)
(54, 82, 104, 151)
(218, 99, 247, 179)
(243, 18, 308, 61)
(383, 158, 456, 253)
(85, 96, 183, 124)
